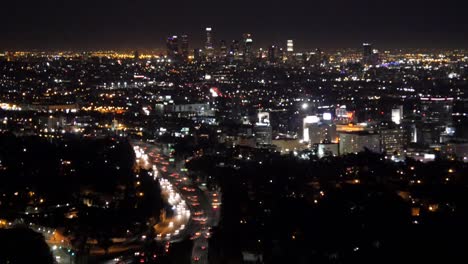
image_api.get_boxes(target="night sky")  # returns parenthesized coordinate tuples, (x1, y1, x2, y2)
(2, 0, 468, 50)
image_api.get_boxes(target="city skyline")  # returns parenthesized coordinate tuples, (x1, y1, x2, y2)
(1, 1, 468, 263)
(2, 0, 468, 50)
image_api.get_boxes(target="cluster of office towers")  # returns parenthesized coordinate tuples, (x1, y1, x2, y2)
(166, 28, 294, 63)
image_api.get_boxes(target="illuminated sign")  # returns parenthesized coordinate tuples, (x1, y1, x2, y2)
(304, 116, 320, 124)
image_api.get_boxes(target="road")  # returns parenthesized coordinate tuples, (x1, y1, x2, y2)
(133, 141, 221, 264)
(133, 144, 191, 242)
(30, 223, 74, 264)
(15, 140, 218, 264)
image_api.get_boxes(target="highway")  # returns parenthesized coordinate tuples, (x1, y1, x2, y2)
(9, 140, 213, 264)
(133, 144, 191, 242)
(133, 141, 221, 264)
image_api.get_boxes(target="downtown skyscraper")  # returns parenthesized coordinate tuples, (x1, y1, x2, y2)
(205, 27, 214, 61)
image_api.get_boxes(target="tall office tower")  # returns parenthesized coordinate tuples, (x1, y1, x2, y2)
(230, 40, 240, 61)
(205, 27, 214, 60)
(286, 39, 294, 62)
(219, 40, 228, 60)
(362, 42, 379, 65)
(193, 49, 203, 62)
(362, 43, 372, 61)
(180, 35, 189, 61)
(278, 47, 285, 62)
(166, 36, 179, 61)
(287, 40, 294, 53)
(242, 33, 253, 63)
(268, 45, 277, 63)
(391, 105, 404, 125)
(254, 112, 272, 146)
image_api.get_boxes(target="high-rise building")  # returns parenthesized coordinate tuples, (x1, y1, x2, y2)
(193, 49, 203, 62)
(230, 40, 240, 61)
(363, 43, 372, 61)
(180, 35, 189, 61)
(391, 105, 404, 125)
(302, 115, 337, 144)
(362, 42, 379, 65)
(242, 33, 253, 63)
(379, 127, 406, 155)
(287, 40, 294, 53)
(339, 131, 381, 154)
(205, 27, 214, 61)
(268, 45, 277, 63)
(278, 47, 285, 62)
(420, 97, 453, 125)
(166, 36, 179, 61)
(254, 112, 272, 146)
(286, 39, 294, 62)
(219, 40, 228, 60)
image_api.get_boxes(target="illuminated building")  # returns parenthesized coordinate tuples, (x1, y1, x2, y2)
(205, 27, 214, 61)
(286, 39, 294, 62)
(180, 35, 189, 61)
(336, 124, 366, 133)
(339, 131, 381, 154)
(193, 49, 203, 62)
(362, 42, 379, 65)
(254, 125, 272, 146)
(254, 112, 272, 146)
(166, 36, 179, 60)
(170, 103, 214, 118)
(303, 116, 337, 144)
(379, 127, 406, 155)
(305, 123, 336, 144)
(230, 40, 240, 61)
(421, 97, 453, 125)
(287, 40, 294, 53)
(257, 112, 270, 126)
(362, 43, 372, 63)
(335, 106, 354, 124)
(243, 33, 253, 63)
(219, 40, 227, 60)
(391, 105, 403, 125)
(444, 142, 468, 161)
(417, 97, 455, 144)
(268, 45, 277, 64)
(317, 143, 339, 158)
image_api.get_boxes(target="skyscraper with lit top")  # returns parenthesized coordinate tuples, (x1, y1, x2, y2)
(166, 36, 179, 61)
(205, 27, 214, 61)
(242, 33, 253, 63)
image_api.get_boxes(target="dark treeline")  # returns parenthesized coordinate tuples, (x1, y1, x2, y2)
(189, 150, 468, 263)
(0, 133, 165, 261)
